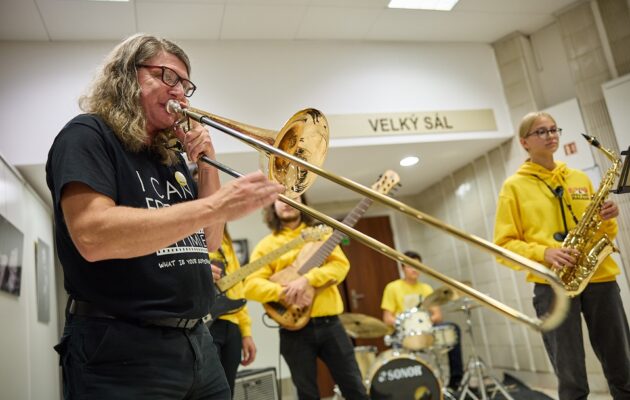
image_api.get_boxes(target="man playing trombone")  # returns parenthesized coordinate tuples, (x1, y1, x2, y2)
(46, 33, 283, 399)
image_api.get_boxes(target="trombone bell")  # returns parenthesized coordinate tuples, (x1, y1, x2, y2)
(168, 100, 329, 198)
(270, 109, 329, 196)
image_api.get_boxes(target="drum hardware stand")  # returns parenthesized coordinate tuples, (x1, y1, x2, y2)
(423, 347, 458, 400)
(456, 298, 515, 400)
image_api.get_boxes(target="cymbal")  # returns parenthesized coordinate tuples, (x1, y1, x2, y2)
(422, 286, 460, 308)
(421, 281, 472, 309)
(339, 313, 392, 339)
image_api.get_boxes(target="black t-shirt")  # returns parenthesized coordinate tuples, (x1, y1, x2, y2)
(46, 114, 213, 319)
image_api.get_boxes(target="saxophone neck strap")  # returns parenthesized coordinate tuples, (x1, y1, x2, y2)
(532, 175, 578, 241)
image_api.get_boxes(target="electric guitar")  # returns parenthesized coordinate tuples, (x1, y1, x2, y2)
(264, 170, 401, 330)
(203, 225, 331, 325)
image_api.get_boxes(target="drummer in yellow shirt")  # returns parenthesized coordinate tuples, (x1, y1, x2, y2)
(381, 250, 463, 390)
(381, 251, 437, 325)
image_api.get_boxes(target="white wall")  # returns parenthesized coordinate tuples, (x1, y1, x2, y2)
(529, 23, 578, 109)
(0, 153, 58, 400)
(603, 73, 630, 148)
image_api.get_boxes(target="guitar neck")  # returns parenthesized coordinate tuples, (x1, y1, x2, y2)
(216, 235, 305, 292)
(298, 197, 373, 273)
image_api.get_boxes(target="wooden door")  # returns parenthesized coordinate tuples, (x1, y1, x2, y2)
(316, 215, 400, 397)
(340, 215, 400, 351)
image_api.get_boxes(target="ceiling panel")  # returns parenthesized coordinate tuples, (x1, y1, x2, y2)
(35, 0, 136, 41)
(308, 0, 389, 7)
(455, 0, 578, 14)
(366, 9, 554, 42)
(221, 4, 305, 39)
(297, 6, 381, 40)
(0, 0, 48, 41)
(229, 0, 311, 4)
(137, 2, 224, 40)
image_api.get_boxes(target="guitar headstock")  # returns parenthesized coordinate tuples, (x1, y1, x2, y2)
(301, 225, 333, 242)
(371, 170, 401, 195)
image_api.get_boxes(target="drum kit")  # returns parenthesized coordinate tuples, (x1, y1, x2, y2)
(337, 283, 515, 400)
(336, 311, 444, 400)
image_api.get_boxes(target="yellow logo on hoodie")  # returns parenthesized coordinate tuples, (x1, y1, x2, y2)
(568, 186, 590, 201)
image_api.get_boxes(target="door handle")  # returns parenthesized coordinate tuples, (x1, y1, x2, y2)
(350, 289, 365, 309)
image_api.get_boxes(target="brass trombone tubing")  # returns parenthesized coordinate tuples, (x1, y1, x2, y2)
(168, 102, 569, 331)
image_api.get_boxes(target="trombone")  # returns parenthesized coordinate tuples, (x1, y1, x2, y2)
(167, 100, 569, 332)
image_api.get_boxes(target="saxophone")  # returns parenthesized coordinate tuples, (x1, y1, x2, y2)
(556, 134, 621, 297)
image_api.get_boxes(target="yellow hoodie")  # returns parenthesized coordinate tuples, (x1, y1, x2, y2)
(244, 223, 350, 317)
(494, 160, 618, 284)
(209, 234, 252, 337)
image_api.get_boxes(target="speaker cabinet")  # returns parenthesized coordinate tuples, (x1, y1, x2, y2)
(233, 367, 279, 400)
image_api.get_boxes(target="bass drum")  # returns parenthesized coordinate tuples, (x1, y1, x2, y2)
(367, 349, 442, 400)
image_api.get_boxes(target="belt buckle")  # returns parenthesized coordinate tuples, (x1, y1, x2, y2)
(179, 318, 198, 329)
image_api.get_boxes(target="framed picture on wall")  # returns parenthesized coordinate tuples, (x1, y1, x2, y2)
(233, 239, 249, 266)
(35, 239, 51, 323)
(0, 214, 24, 296)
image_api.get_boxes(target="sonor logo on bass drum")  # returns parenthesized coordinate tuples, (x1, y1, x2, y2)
(377, 365, 424, 383)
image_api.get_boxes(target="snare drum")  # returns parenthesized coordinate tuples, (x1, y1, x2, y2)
(431, 324, 457, 350)
(354, 346, 378, 382)
(367, 349, 442, 400)
(396, 308, 434, 351)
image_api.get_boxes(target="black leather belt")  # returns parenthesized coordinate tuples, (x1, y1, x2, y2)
(68, 299, 201, 329)
(309, 315, 339, 325)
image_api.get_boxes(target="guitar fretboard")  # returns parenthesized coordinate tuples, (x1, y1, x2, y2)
(298, 197, 373, 273)
(216, 235, 305, 292)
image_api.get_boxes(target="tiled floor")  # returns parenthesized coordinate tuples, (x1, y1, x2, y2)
(536, 388, 612, 400)
(324, 387, 614, 399)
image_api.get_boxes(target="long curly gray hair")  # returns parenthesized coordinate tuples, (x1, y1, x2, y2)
(79, 33, 191, 165)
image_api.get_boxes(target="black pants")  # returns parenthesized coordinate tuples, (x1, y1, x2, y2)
(280, 316, 369, 400)
(209, 319, 242, 397)
(55, 315, 231, 399)
(533, 281, 630, 400)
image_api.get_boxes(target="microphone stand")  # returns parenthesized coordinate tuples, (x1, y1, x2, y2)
(614, 147, 630, 194)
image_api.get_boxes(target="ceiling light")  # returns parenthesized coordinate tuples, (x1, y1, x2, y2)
(455, 182, 471, 197)
(87, 0, 130, 2)
(400, 156, 419, 167)
(388, 0, 460, 11)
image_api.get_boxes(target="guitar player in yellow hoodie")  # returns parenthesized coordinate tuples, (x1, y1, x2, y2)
(244, 196, 368, 400)
(493, 111, 630, 400)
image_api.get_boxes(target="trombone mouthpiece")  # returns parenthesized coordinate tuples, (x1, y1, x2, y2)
(166, 99, 183, 115)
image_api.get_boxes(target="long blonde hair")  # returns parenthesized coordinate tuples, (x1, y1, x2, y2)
(79, 33, 191, 165)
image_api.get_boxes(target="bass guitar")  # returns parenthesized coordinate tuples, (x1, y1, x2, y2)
(264, 170, 400, 330)
(203, 225, 331, 325)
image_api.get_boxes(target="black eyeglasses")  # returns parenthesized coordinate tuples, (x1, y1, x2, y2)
(136, 64, 196, 97)
(526, 127, 563, 139)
